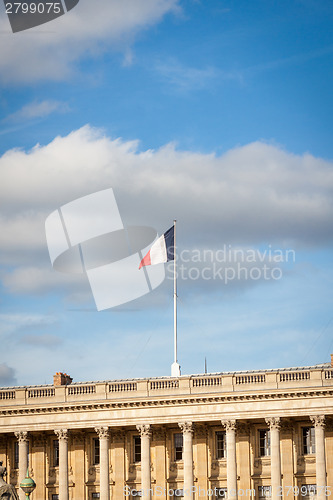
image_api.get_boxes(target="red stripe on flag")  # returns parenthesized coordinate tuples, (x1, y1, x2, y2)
(139, 250, 151, 269)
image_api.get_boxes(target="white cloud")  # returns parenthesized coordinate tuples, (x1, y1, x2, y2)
(0, 363, 17, 387)
(155, 58, 220, 91)
(2, 100, 69, 123)
(22, 333, 63, 348)
(0, 125, 332, 297)
(0, 313, 58, 336)
(1, 266, 87, 294)
(0, 0, 180, 84)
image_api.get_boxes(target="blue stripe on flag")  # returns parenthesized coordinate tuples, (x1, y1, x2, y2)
(164, 226, 175, 261)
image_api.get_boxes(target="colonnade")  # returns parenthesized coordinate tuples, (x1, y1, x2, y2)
(13, 415, 327, 500)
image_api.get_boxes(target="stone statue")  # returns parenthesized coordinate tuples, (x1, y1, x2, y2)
(0, 462, 19, 499)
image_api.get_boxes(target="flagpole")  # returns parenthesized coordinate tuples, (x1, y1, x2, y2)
(171, 219, 181, 377)
(174, 219, 177, 365)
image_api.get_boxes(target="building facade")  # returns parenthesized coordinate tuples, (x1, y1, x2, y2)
(0, 359, 332, 500)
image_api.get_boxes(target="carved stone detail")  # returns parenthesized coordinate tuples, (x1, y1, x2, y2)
(71, 431, 85, 445)
(310, 415, 325, 429)
(152, 427, 166, 441)
(195, 425, 208, 439)
(9, 470, 18, 480)
(236, 423, 251, 436)
(178, 422, 194, 435)
(54, 429, 68, 441)
(221, 420, 236, 431)
(95, 427, 109, 439)
(280, 420, 294, 434)
(14, 431, 28, 443)
(211, 460, 218, 471)
(265, 417, 281, 430)
(88, 467, 95, 476)
(169, 463, 177, 472)
(112, 430, 125, 443)
(33, 433, 47, 447)
(136, 424, 151, 437)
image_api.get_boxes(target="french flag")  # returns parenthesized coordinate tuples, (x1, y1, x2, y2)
(139, 225, 175, 269)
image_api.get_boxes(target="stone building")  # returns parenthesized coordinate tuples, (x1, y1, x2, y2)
(0, 358, 332, 500)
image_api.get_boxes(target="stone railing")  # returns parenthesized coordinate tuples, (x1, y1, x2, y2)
(109, 382, 137, 393)
(28, 388, 55, 398)
(68, 385, 96, 396)
(0, 390, 16, 400)
(150, 379, 179, 390)
(235, 374, 266, 384)
(279, 371, 310, 382)
(192, 376, 222, 387)
(0, 367, 332, 406)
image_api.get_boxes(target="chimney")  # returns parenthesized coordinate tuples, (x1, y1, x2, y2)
(331, 354, 333, 368)
(53, 372, 73, 386)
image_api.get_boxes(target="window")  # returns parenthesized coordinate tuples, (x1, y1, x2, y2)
(93, 438, 100, 465)
(53, 440, 59, 467)
(92, 494, 100, 499)
(303, 427, 316, 455)
(133, 436, 141, 463)
(51, 495, 59, 500)
(259, 430, 270, 456)
(216, 431, 226, 459)
(301, 485, 317, 499)
(14, 442, 19, 469)
(174, 433, 183, 461)
(216, 488, 227, 499)
(258, 486, 271, 499)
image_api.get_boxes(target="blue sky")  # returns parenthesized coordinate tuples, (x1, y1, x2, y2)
(0, 0, 332, 387)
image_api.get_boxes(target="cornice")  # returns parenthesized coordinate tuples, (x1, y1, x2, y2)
(0, 388, 332, 418)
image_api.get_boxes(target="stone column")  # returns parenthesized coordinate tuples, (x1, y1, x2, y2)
(222, 420, 237, 500)
(95, 427, 110, 500)
(266, 418, 281, 500)
(14, 431, 29, 500)
(136, 425, 152, 500)
(55, 429, 69, 500)
(310, 415, 326, 500)
(179, 422, 194, 500)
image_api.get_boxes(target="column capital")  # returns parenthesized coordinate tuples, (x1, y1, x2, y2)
(178, 421, 194, 435)
(54, 429, 69, 441)
(265, 417, 281, 430)
(95, 427, 110, 439)
(221, 419, 237, 432)
(310, 415, 326, 429)
(14, 431, 29, 443)
(136, 424, 151, 437)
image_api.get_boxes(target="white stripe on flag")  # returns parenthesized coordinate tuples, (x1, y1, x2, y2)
(150, 234, 167, 265)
